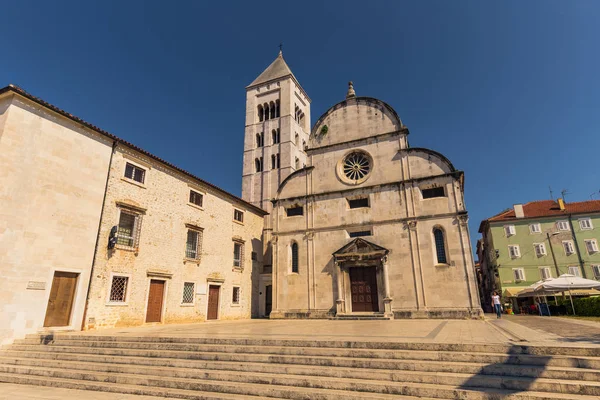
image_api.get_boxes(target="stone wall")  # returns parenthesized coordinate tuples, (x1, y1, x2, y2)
(271, 98, 482, 319)
(0, 93, 113, 344)
(84, 145, 265, 330)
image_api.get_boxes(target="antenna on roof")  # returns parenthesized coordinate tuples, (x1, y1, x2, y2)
(561, 189, 570, 203)
(549, 186, 554, 201)
(591, 190, 600, 200)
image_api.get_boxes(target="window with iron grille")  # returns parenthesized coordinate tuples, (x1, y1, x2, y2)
(189, 190, 203, 207)
(182, 282, 195, 304)
(348, 198, 369, 209)
(109, 276, 129, 302)
(251, 251, 257, 261)
(592, 265, 600, 280)
(117, 210, 142, 248)
(433, 228, 447, 264)
(291, 242, 299, 273)
(124, 162, 145, 184)
(185, 229, 202, 260)
(422, 187, 445, 199)
(232, 287, 240, 304)
(234, 209, 244, 223)
(233, 242, 244, 268)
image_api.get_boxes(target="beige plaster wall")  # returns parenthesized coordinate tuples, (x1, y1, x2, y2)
(0, 94, 113, 344)
(84, 145, 264, 330)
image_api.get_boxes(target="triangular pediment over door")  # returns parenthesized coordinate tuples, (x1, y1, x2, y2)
(332, 238, 389, 262)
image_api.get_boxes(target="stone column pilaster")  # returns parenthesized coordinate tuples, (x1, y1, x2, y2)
(335, 260, 344, 315)
(382, 255, 393, 318)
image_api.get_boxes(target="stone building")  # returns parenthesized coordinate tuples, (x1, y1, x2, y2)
(83, 142, 266, 330)
(0, 85, 113, 344)
(243, 53, 482, 319)
(242, 51, 312, 316)
(0, 84, 265, 343)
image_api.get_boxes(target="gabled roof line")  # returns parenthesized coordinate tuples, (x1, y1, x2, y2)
(0, 84, 268, 216)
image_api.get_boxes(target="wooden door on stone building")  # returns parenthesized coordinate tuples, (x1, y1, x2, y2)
(207, 285, 220, 320)
(44, 271, 79, 327)
(146, 280, 165, 323)
(350, 267, 379, 312)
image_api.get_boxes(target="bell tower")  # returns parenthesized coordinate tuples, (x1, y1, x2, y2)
(241, 50, 311, 214)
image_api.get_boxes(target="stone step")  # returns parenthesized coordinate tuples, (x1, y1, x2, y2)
(0, 372, 277, 400)
(2, 350, 600, 383)
(2, 363, 599, 400)
(25, 333, 600, 357)
(1, 356, 599, 396)
(6, 342, 600, 370)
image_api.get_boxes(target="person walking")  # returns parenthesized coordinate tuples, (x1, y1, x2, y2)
(491, 291, 502, 319)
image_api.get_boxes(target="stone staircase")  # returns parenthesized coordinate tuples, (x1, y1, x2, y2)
(0, 333, 599, 399)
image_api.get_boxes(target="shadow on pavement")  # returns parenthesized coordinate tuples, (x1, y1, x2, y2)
(458, 344, 552, 397)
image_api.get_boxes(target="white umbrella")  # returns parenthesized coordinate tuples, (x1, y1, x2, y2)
(533, 274, 600, 315)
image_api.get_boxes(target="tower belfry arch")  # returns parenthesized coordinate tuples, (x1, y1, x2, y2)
(242, 52, 311, 309)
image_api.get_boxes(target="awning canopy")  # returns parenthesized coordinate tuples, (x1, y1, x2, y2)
(503, 287, 522, 298)
(534, 274, 600, 293)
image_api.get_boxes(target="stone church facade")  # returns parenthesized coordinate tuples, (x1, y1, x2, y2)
(244, 54, 482, 319)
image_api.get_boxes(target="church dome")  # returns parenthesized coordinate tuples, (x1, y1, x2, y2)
(310, 84, 404, 149)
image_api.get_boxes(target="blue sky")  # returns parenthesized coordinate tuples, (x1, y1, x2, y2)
(2, 1, 599, 250)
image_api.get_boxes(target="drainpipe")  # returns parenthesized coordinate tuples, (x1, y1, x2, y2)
(81, 140, 117, 330)
(568, 215, 587, 278)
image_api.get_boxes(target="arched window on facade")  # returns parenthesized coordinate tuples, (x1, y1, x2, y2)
(291, 242, 299, 273)
(258, 105, 264, 122)
(264, 103, 270, 120)
(433, 227, 447, 264)
(271, 154, 276, 169)
(302, 140, 306, 150)
(272, 129, 277, 144)
(255, 158, 261, 173)
(275, 100, 280, 117)
(269, 101, 275, 119)
(256, 133, 262, 147)
(295, 157, 299, 169)
(276, 153, 280, 168)
(295, 133, 299, 147)
(276, 128, 280, 143)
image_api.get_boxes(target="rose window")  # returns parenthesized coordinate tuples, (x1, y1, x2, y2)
(343, 152, 371, 181)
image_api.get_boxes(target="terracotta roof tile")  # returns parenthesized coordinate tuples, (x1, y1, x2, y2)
(488, 199, 600, 222)
(0, 84, 268, 216)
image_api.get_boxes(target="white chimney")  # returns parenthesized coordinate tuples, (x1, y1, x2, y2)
(514, 204, 524, 218)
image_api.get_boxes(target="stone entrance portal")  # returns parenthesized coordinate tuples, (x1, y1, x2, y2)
(333, 238, 393, 318)
(350, 267, 379, 312)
